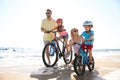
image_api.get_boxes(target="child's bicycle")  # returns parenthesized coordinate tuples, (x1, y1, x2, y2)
(42, 30, 72, 67)
(73, 43, 95, 76)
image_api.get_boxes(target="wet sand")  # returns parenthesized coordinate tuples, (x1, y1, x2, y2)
(0, 54, 120, 80)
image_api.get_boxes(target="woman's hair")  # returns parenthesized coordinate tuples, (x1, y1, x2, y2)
(71, 28, 79, 39)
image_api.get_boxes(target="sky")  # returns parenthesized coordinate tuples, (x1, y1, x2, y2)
(0, 0, 120, 49)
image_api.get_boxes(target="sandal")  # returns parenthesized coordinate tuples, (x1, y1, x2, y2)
(65, 53, 70, 58)
(89, 59, 93, 64)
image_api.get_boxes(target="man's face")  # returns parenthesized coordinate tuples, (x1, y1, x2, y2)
(46, 11, 51, 18)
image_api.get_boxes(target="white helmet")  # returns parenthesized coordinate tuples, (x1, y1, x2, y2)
(83, 21, 93, 27)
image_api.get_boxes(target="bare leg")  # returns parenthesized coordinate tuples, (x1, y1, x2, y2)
(65, 38, 69, 54)
(46, 46, 50, 64)
(88, 49, 93, 63)
(69, 40, 74, 64)
(69, 40, 73, 52)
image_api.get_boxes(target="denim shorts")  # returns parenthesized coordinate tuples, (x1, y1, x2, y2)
(62, 34, 69, 39)
(44, 41, 51, 46)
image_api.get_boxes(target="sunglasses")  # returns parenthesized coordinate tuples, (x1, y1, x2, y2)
(74, 30, 78, 32)
(46, 12, 50, 14)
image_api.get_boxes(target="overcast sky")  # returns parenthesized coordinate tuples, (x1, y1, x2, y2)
(0, 0, 120, 49)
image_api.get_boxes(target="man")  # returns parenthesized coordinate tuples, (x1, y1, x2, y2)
(41, 9, 56, 64)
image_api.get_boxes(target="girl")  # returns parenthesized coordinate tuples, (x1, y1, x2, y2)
(56, 18, 69, 57)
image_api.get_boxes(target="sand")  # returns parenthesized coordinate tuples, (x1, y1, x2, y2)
(0, 54, 120, 80)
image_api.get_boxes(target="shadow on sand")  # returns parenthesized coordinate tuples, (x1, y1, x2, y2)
(31, 65, 105, 80)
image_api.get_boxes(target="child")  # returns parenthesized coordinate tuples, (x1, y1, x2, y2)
(69, 28, 84, 64)
(81, 20, 94, 64)
(56, 18, 69, 57)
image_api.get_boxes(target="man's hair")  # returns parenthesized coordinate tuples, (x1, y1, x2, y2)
(46, 9, 52, 13)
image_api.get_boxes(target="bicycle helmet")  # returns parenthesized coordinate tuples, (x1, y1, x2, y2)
(83, 21, 93, 27)
(56, 18, 63, 23)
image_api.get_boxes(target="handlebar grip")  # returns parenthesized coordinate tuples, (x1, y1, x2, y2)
(44, 31, 51, 33)
(85, 40, 93, 42)
(58, 29, 66, 32)
(45, 29, 66, 33)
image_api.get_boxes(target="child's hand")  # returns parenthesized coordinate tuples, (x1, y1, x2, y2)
(85, 39, 92, 42)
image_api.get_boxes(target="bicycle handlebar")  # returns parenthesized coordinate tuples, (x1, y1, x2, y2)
(45, 29, 66, 33)
(84, 39, 93, 42)
(74, 39, 93, 46)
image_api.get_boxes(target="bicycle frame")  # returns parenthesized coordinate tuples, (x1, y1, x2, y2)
(79, 48, 89, 65)
(73, 44, 94, 75)
(50, 35, 66, 57)
(42, 30, 72, 67)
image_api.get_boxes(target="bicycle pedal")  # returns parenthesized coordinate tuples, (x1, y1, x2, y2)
(66, 59, 69, 61)
(59, 53, 63, 57)
(59, 56, 61, 59)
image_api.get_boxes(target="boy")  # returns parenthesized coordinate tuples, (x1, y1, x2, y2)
(81, 21, 94, 64)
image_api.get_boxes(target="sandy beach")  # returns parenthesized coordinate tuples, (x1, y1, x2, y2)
(0, 54, 120, 80)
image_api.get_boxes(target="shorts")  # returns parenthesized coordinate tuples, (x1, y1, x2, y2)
(81, 44, 93, 51)
(44, 41, 51, 46)
(73, 44, 81, 53)
(61, 34, 69, 39)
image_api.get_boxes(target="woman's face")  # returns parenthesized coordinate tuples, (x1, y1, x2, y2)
(72, 29, 78, 35)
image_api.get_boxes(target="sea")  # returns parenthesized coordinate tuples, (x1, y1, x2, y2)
(0, 47, 120, 68)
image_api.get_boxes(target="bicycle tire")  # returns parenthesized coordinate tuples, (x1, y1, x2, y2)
(42, 43, 58, 67)
(74, 55, 85, 76)
(63, 50, 73, 64)
(87, 57, 95, 71)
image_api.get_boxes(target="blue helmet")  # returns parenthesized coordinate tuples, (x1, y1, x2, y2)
(83, 21, 93, 27)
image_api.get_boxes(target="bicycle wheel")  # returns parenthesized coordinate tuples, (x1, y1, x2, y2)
(74, 55, 85, 76)
(87, 57, 95, 71)
(42, 43, 58, 67)
(63, 46, 72, 64)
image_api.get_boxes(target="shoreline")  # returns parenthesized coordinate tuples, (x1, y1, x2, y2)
(0, 54, 120, 80)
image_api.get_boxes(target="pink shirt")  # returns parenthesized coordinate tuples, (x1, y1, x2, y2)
(57, 25, 68, 36)
(59, 31, 68, 36)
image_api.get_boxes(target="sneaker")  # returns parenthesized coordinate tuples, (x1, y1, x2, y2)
(59, 53, 63, 58)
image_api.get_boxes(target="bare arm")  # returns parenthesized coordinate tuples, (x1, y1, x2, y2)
(80, 35, 85, 43)
(52, 26, 57, 31)
(41, 26, 57, 33)
(90, 34, 94, 40)
(88, 34, 94, 41)
(41, 27, 47, 32)
(69, 39, 73, 51)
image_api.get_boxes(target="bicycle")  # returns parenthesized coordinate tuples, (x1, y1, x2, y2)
(42, 30, 72, 67)
(73, 43, 95, 76)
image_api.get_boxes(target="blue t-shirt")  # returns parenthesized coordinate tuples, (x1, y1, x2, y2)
(81, 30, 94, 45)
